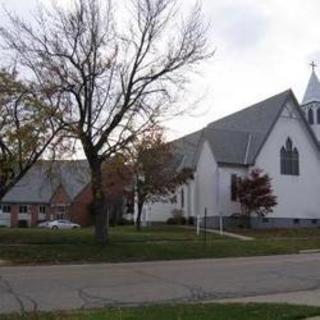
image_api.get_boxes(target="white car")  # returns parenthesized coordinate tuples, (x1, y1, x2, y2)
(38, 220, 81, 230)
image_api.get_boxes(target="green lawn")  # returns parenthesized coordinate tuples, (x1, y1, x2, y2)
(1, 226, 320, 265)
(0, 226, 221, 244)
(2, 303, 320, 320)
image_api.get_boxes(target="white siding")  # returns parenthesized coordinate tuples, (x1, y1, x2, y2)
(218, 166, 248, 217)
(147, 199, 176, 222)
(255, 99, 320, 219)
(147, 180, 195, 222)
(195, 141, 218, 217)
(0, 212, 10, 227)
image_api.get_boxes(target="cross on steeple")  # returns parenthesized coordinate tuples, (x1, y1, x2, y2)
(310, 61, 317, 72)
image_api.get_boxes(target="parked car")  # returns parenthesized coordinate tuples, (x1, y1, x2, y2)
(37, 220, 81, 230)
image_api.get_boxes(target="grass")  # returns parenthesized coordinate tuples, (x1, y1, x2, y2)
(1, 226, 320, 265)
(2, 303, 320, 320)
(0, 226, 221, 244)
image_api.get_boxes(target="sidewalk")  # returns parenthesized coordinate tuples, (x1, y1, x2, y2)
(217, 288, 320, 307)
(182, 226, 254, 241)
(203, 228, 254, 241)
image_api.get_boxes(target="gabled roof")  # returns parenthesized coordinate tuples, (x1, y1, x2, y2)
(203, 128, 264, 165)
(1, 161, 90, 204)
(205, 90, 291, 165)
(170, 130, 202, 170)
(302, 70, 320, 105)
(172, 89, 318, 168)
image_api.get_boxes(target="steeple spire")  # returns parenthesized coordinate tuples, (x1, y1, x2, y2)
(302, 63, 320, 105)
(310, 61, 317, 72)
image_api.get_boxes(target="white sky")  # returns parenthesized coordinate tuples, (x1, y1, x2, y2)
(2, 0, 320, 140)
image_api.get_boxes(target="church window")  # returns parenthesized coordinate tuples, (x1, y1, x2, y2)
(308, 108, 314, 124)
(317, 108, 320, 124)
(231, 174, 238, 201)
(280, 138, 299, 176)
(292, 148, 299, 176)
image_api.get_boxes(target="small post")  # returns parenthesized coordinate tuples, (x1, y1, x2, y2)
(196, 214, 200, 236)
(204, 207, 207, 243)
(219, 211, 223, 236)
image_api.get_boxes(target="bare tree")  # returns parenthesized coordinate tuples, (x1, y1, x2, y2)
(0, 70, 63, 200)
(0, 0, 213, 243)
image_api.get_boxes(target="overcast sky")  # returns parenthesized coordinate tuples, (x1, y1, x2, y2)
(2, 0, 320, 140)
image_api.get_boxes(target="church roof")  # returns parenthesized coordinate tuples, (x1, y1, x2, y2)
(170, 130, 202, 169)
(302, 70, 320, 105)
(173, 89, 317, 167)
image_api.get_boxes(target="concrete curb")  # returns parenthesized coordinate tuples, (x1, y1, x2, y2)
(299, 249, 320, 254)
(215, 288, 320, 307)
(0, 259, 9, 266)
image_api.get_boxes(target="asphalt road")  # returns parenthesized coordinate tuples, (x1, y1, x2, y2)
(1, 253, 320, 314)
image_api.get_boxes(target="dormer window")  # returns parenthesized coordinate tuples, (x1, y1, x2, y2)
(280, 138, 299, 176)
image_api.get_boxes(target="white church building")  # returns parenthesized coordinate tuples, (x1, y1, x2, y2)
(146, 69, 320, 228)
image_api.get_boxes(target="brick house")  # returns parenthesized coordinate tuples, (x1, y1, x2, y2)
(0, 161, 94, 227)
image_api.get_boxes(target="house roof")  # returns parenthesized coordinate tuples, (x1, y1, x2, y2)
(1, 160, 90, 204)
(302, 70, 320, 105)
(172, 89, 317, 167)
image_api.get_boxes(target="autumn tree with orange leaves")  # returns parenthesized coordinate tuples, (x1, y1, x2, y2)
(133, 129, 193, 230)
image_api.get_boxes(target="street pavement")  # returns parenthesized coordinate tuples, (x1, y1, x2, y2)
(1, 253, 320, 314)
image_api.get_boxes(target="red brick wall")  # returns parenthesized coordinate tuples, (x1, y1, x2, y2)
(51, 185, 71, 205)
(10, 205, 18, 228)
(68, 185, 93, 226)
(10, 204, 38, 227)
(8, 184, 94, 228)
(30, 205, 38, 226)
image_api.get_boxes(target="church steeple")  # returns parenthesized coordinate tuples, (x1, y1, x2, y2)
(301, 62, 320, 142)
(302, 62, 320, 105)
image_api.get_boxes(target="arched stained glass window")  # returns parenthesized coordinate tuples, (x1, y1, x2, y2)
(280, 138, 299, 176)
(292, 148, 299, 176)
(280, 146, 287, 175)
(286, 137, 293, 151)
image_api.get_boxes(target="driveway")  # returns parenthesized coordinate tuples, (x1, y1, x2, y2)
(1, 253, 320, 314)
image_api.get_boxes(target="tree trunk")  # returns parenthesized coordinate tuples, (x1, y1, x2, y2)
(90, 161, 108, 243)
(240, 212, 251, 229)
(239, 205, 251, 229)
(135, 200, 144, 231)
